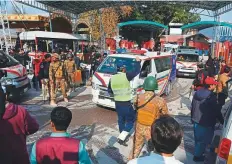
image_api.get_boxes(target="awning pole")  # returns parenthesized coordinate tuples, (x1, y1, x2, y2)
(49, 12, 53, 51)
(212, 11, 220, 58)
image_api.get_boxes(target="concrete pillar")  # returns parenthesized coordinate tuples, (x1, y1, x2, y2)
(49, 13, 54, 50)
(116, 26, 120, 50)
(211, 11, 220, 58)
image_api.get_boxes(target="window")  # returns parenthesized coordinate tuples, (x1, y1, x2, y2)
(177, 54, 199, 62)
(141, 60, 151, 73)
(140, 60, 151, 78)
(97, 56, 139, 74)
(154, 57, 171, 73)
(0, 51, 19, 68)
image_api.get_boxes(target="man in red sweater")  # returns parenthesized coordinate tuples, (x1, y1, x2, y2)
(30, 106, 91, 164)
(0, 86, 39, 164)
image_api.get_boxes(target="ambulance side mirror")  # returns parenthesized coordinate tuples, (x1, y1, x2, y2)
(140, 70, 148, 78)
(0, 58, 8, 68)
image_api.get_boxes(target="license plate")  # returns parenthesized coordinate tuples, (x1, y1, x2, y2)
(184, 74, 189, 76)
(24, 88, 28, 92)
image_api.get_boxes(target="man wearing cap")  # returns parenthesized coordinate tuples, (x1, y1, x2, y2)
(191, 76, 224, 162)
(39, 53, 51, 102)
(108, 56, 141, 146)
(49, 53, 68, 105)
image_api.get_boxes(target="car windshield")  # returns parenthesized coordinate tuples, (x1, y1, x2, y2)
(0, 51, 19, 68)
(97, 56, 139, 74)
(164, 47, 173, 52)
(177, 54, 199, 62)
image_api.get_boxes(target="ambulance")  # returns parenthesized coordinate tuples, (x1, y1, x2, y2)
(176, 46, 199, 77)
(92, 50, 176, 108)
(0, 50, 30, 98)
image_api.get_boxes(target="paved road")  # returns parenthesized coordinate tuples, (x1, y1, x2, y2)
(19, 78, 206, 163)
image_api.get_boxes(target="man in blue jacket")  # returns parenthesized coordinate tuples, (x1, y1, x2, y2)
(191, 76, 224, 162)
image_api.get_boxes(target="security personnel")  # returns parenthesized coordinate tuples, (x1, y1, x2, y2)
(38, 53, 51, 102)
(108, 56, 141, 146)
(129, 76, 168, 159)
(60, 51, 67, 62)
(49, 53, 68, 106)
(64, 53, 76, 93)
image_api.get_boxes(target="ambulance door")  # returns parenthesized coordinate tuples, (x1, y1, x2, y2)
(154, 57, 171, 95)
(137, 59, 153, 90)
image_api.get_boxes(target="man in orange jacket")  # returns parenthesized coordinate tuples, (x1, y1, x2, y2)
(217, 66, 231, 107)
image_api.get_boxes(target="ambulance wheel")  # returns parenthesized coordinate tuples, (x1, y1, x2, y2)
(164, 81, 171, 96)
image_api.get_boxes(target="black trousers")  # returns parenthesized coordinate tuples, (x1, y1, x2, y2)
(81, 69, 90, 85)
(218, 93, 227, 107)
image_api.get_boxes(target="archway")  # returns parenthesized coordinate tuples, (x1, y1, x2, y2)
(49, 16, 72, 33)
(74, 21, 90, 35)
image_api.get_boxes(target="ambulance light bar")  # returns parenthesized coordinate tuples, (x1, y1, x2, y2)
(129, 49, 147, 55)
(178, 49, 198, 54)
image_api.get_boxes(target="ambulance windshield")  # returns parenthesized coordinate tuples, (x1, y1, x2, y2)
(177, 54, 199, 62)
(0, 51, 19, 68)
(97, 56, 138, 74)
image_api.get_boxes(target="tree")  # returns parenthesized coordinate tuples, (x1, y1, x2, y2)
(120, 5, 200, 25)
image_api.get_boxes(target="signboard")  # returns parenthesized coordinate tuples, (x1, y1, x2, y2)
(169, 28, 182, 35)
(6, 14, 48, 22)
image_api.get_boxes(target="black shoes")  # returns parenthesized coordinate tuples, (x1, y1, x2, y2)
(193, 156, 205, 162)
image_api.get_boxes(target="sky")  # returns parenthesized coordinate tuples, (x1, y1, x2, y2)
(5, 1, 232, 38)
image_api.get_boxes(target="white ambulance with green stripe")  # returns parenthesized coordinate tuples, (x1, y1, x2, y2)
(91, 50, 176, 108)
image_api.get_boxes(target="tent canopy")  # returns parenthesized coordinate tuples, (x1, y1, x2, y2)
(118, 20, 168, 31)
(19, 31, 83, 40)
(37, 1, 232, 16)
(181, 21, 232, 31)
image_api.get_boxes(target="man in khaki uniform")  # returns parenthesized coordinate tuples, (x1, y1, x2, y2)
(49, 53, 68, 105)
(64, 53, 76, 93)
(129, 76, 168, 159)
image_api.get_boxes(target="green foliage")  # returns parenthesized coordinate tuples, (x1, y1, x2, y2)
(120, 5, 200, 25)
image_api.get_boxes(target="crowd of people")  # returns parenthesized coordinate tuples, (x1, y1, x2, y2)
(0, 75, 184, 164)
(7, 48, 104, 105)
(190, 55, 232, 162)
(0, 48, 231, 164)
(0, 53, 184, 163)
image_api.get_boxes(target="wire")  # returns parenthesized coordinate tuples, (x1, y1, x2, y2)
(10, 0, 28, 30)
